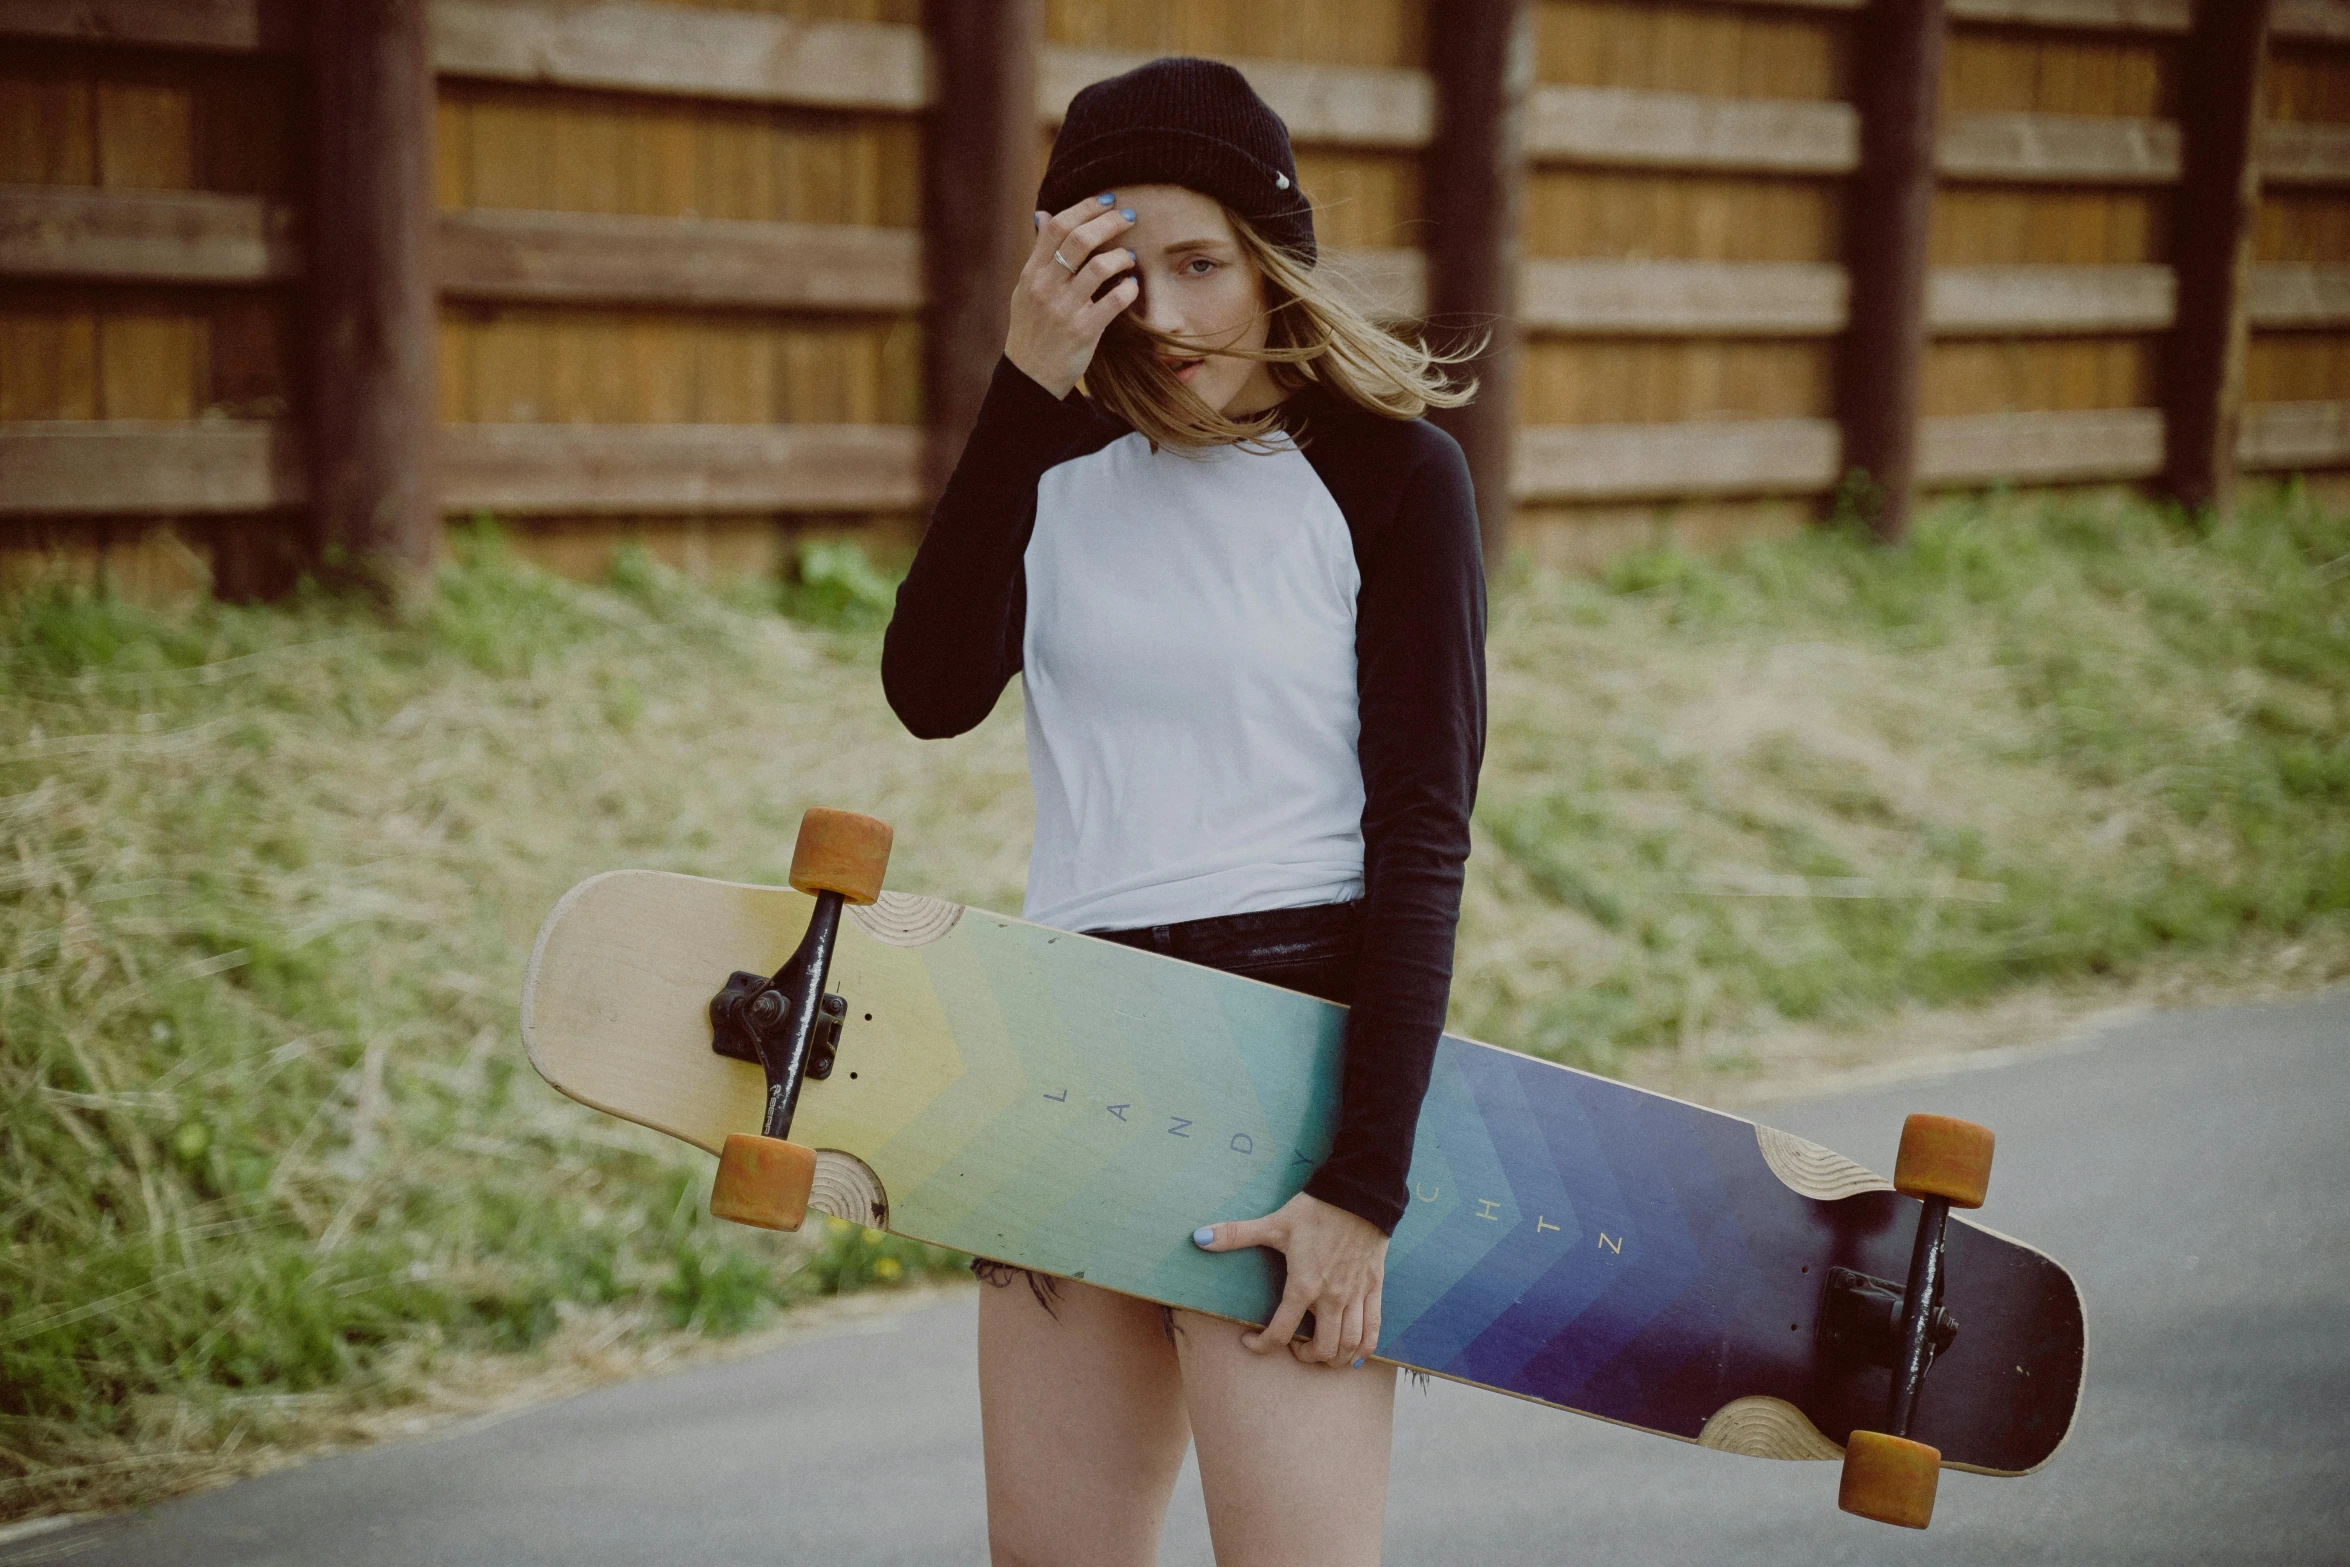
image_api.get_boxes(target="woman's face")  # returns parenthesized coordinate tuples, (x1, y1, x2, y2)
(1118, 183, 1284, 417)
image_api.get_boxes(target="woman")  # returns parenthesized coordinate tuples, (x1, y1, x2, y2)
(881, 57, 1487, 1567)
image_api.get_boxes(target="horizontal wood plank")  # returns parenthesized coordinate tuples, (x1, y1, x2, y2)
(437, 208, 922, 312)
(432, 0, 927, 112)
(1521, 259, 1847, 335)
(2259, 122, 2350, 188)
(2238, 400, 2350, 469)
(2247, 266, 2350, 328)
(440, 422, 925, 513)
(0, 183, 298, 284)
(29, 405, 2314, 517)
(0, 422, 302, 514)
(1917, 407, 2164, 485)
(0, 0, 294, 51)
(1515, 406, 2176, 500)
(1531, 95, 2193, 185)
(1513, 417, 1841, 501)
(2272, 0, 2350, 42)
(1528, 86, 1858, 174)
(1039, 48, 1432, 148)
(1927, 263, 2175, 334)
(0, 421, 927, 516)
(1943, 0, 2189, 30)
(1518, 262, 2187, 338)
(14, 184, 2299, 346)
(1938, 112, 2181, 183)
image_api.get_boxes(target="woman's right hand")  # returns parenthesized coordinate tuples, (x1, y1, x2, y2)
(1006, 194, 1139, 399)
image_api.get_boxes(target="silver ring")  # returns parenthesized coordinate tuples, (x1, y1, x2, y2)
(1052, 249, 1078, 274)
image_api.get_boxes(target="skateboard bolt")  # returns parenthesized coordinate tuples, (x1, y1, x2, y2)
(749, 989, 787, 1029)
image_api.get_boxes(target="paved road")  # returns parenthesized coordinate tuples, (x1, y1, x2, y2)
(18, 989, 2346, 1566)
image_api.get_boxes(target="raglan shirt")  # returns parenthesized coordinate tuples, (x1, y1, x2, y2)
(881, 353, 1486, 1235)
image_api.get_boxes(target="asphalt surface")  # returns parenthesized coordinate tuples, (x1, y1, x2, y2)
(16, 988, 2346, 1566)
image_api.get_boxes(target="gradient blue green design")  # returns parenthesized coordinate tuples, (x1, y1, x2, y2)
(798, 912, 2083, 1473)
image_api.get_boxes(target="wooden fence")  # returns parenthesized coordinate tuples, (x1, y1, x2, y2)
(3, 0, 2348, 597)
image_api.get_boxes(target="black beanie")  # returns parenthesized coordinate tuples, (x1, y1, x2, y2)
(1037, 56, 1316, 267)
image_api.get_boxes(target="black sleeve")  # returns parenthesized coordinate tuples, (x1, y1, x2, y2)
(881, 355, 1108, 739)
(1301, 438, 1488, 1235)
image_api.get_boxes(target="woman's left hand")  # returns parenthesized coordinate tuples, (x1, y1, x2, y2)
(1195, 1192, 1388, 1367)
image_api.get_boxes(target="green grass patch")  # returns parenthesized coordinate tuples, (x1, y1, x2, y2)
(1454, 484, 2349, 1072)
(3, 488, 2345, 1513)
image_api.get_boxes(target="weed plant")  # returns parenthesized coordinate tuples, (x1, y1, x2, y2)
(2, 488, 2344, 1515)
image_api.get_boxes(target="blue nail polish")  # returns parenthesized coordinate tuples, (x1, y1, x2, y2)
(1126, 248, 1136, 261)
(1098, 192, 1117, 205)
(1352, 1357, 1365, 1368)
(1192, 1226, 1216, 1247)
(1121, 208, 1135, 222)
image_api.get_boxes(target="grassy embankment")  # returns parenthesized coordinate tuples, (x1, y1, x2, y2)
(4, 490, 2345, 1518)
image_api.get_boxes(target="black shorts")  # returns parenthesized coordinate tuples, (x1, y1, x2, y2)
(970, 896, 1364, 1316)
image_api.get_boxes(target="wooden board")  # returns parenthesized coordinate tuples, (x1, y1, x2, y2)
(0, 418, 300, 512)
(0, 183, 297, 283)
(2260, 122, 2350, 189)
(1507, 404, 2191, 503)
(1039, 0, 1424, 74)
(2241, 398, 2350, 468)
(1514, 417, 1840, 501)
(1927, 263, 2174, 334)
(522, 870, 2085, 1477)
(32, 187, 2333, 336)
(1917, 406, 2164, 484)
(1040, 48, 1431, 147)
(1522, 259, 1847, 336)
(2276, 0, 2350, 42)
(0, 0, 298, 51)
(2246, 263, 2350, 328)
(0, 419, 922, 515)
(432, 0, 927, 112)
(436, 208, 921, 312)
(1938, 113, 2180, 185)
(1528, 87, 1857, 174)
(440, 421, 924, 514)
(36, 400, 2334, 523)
(1945, 0, 2189, 30)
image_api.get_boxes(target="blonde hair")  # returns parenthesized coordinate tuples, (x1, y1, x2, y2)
(1079, 200, 1484, 453)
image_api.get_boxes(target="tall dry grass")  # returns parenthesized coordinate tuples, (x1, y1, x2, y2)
(0, 532, 997, 1518)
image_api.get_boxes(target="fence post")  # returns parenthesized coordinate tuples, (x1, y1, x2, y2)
(1425, 0, 1532, 566)
(2165, 0, 2274, 520)
(306, 0, 439, 601)
(921, 0, 1045, 500)
(1837, 0, 1947, 544)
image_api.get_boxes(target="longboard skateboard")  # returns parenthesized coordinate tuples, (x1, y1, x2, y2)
(522, 811, 2083, 1529)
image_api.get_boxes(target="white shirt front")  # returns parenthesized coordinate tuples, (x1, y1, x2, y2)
(1019, 428, 1365, 932)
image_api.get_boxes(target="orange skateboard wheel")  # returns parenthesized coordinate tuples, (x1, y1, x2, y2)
(1893, 1114, 1995, 1209)
(710, 1134, 818, 1231)
(1838, 1429, 1940, 1529)
(789, 808, 893, 906)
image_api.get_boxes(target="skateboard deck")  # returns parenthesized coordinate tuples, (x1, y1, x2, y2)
(524, 870, 2083, 1478)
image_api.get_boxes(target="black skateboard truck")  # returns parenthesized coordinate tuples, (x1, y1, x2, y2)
(1830, 1114, 1997, 1530)
(700, 809, 891, 1232)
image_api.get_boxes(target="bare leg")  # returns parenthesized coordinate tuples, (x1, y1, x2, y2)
(1173, 1309, 1397, 1567)
(977, 1276, 1193, 1567)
